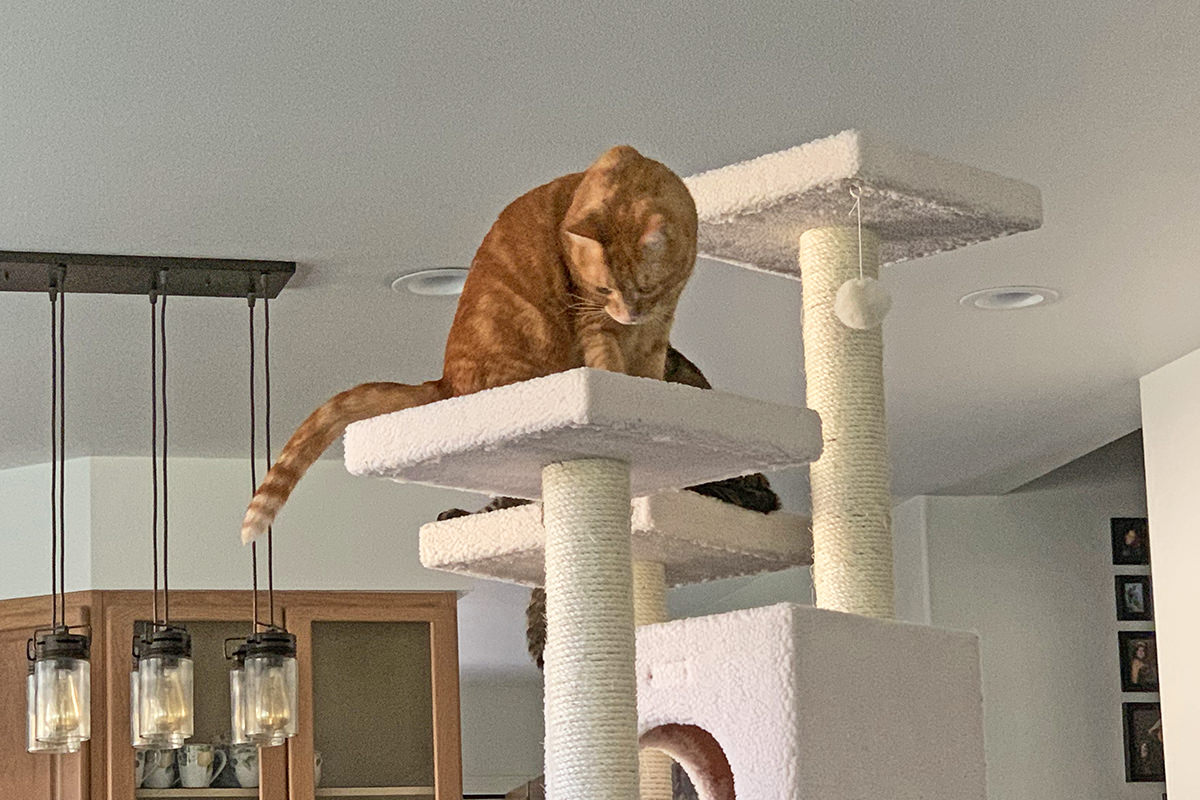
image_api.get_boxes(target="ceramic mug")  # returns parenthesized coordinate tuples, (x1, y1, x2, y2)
(178, 743, 228, 788)
(140, 749, 177, 789)
(229, 743, 259, 788)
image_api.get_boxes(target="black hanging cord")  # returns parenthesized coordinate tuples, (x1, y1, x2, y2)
(262, 276, 275, 629)
(49, 279, 59, 630)
(160, 282, 170, 624)
(150, 291, 161, 626)
(248, 293, 260, 632)
(58, 277, 66, 627)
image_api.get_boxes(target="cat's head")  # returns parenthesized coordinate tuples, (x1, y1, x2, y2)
(562, 146, 697, 326)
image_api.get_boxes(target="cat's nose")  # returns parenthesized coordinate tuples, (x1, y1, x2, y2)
(609, 306, 641, 325)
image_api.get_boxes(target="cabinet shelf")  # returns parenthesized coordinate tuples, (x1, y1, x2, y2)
(315, 790, 435, 797)
(135, 791, 258, 798)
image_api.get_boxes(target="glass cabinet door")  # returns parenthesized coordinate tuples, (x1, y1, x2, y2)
(312, 622, 434, 797)
(284, 593, 461, 800)
(105, 592, 287, 800)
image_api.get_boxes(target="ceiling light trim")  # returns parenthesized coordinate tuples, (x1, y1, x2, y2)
(959, 286, 1060, 311)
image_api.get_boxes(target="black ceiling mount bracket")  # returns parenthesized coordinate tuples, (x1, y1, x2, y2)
(0, 251, 295, 298)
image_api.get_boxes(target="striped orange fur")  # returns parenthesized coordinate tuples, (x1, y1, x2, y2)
(241, 146, 697, 543)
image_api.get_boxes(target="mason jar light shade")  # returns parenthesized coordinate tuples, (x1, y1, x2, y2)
(129, 667, 160, 750)
(243, 631, 298, 746)
(136, 627, 193, 749)
(27, 664, 80, 754)
(228, 645, 252, 745)
(32, 630, 91, 749)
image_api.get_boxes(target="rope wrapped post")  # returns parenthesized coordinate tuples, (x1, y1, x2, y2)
(543, 458, 638, 800)
(800, 226, 895, 619)
(633, 560, 672, 800)
(632, 559, 667, 627)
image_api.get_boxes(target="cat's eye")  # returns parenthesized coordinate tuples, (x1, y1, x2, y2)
(596, 287, 612, 295)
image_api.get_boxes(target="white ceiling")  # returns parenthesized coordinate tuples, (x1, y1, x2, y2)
(2, 2, 1197, 501)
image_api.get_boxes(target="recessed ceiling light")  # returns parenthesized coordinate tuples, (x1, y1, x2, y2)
(959, 286, 1060, 310)
(391, 268, 470, 297)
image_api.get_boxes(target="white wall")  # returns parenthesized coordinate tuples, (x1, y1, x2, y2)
(892, 495, 932, 624)
(459, 678, 544, 795)
(0, 459, 92, 599)
(85, 456, 479, 592)
(911, 468, 1161, 799)
(1140, 348, 1200, 799)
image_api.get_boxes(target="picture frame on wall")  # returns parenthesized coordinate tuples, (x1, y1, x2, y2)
(1115, 575, 1154, 622)
(1123, 702, 1165, 782)
(1118, 631, 1159, 692)
(1111, 517, 1150, 565)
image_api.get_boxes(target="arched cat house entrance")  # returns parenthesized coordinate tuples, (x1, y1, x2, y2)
(640, 723, 735, 800)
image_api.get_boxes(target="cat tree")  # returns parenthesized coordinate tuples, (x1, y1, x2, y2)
(346, 367, 822, 800)
(345, 130, 1041, 799)
(420, 475, 814, 799)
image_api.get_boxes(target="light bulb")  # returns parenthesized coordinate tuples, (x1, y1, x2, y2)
(254, 665, 292, 730)
(146, 667, 188, 728)
(45, 668, 83, 735)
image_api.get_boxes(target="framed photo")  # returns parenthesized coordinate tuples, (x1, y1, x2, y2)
(1118, 631, 1159, 692)
(1115, 575, 1154, 621)
(1111, 517, 1150, 565)
(1123, 702, 1165, 782)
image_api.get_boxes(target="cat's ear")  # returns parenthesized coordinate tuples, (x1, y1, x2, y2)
(640, 213, 667, 255)
(564, 209, 605, 244)
(591, 145, 641, 171)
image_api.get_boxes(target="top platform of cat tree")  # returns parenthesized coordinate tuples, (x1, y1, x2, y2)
(344, 367, 822, 499)
(682, 129, 1043, 277)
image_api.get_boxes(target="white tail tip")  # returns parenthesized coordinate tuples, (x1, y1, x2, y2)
(241, 509, 272, 545)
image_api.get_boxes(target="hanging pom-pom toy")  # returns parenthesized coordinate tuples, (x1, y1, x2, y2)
(835, 276, 892, 329)
(834, 184, 892, 330)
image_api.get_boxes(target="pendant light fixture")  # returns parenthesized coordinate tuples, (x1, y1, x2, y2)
(4, 251, 296, 757)
(131, 277, 194, 750)
(229, 280, 298, 747)
(27, 268, 92, 754)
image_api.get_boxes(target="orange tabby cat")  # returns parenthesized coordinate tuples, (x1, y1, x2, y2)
(242, 145, 698, 542)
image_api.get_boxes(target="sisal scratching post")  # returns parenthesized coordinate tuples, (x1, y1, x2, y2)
(632, 559, 668, 626)
(543, 458, 638, 800)
(633, 560, 673, 800)
(800, 227, 894, 618)
(684, 131, 1042, 620)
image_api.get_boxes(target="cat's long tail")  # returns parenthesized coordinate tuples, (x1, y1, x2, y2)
(241, 379, 447, 544)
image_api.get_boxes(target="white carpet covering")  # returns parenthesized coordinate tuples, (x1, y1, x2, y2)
(683, 129, 1042, 276)
(419, 490, 812, 587)
(344, 368, 822, 499)
(637, 603, 987, 800)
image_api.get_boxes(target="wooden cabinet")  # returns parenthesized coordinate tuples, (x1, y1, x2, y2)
(1, 591, 461, 800)
(0, 594, 93, 800)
